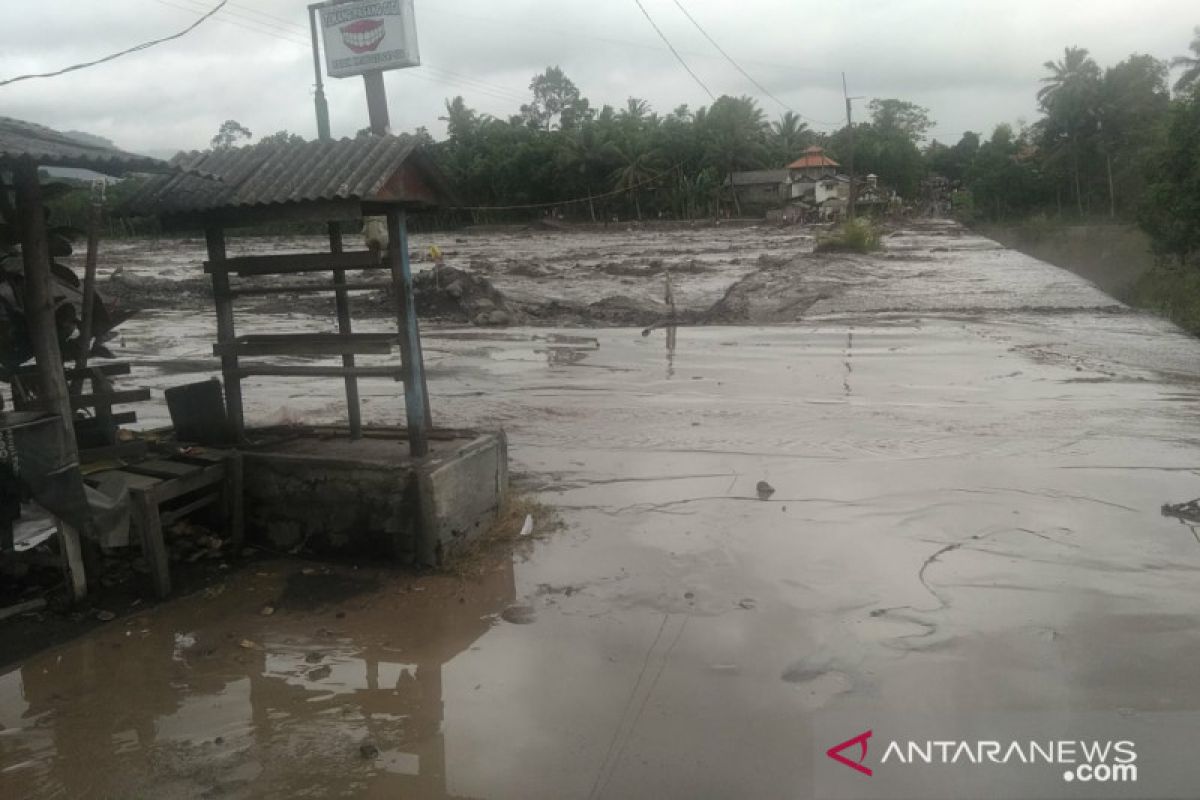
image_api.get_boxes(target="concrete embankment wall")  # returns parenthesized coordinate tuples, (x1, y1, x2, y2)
(977, 222, 1155, 300)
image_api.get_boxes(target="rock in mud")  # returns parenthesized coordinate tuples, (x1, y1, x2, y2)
(413, 265, 520, 326)
(500, 605, 537, 625)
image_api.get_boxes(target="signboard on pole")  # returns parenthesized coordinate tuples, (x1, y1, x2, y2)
(319, 0, 420, 79)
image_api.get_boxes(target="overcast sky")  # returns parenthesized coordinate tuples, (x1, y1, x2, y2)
(2, 0, 1196, 157)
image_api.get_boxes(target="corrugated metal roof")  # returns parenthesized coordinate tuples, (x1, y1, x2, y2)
(123, 134, 456, 217)
(0, 116, 178, 176)
(786, 146, 840, 170)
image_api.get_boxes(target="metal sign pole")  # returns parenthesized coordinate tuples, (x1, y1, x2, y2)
(363, 70, 391, 135)
(308, 2, 333, 141)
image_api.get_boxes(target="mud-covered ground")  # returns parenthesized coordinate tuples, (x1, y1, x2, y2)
(86, 222, 810, 326)
(5, 221, 1200, 798)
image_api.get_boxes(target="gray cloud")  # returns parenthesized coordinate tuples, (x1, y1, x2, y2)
(1, 0, 1195, 155)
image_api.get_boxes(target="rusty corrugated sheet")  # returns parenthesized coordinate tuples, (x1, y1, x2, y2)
(123, 135, 456, 217)
(0, 116, 179, 176)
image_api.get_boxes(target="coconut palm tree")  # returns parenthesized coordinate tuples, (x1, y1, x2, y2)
(1038, 47, 1101, 216)
(608, 137, 663, 220)
(1171, 26, 1200, 94)
(771, 111, 811, 164)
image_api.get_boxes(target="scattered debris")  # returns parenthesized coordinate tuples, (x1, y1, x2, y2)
(1161, 498, 1200, 523)
(518, 514, 534, 537)
(359, 741, 380, 760)
(500, 605, 537, 625)
(0, 597, 47, 622)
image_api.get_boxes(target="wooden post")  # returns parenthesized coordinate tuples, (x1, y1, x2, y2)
(205, 226, 244, 440)
(395, 210, 433, 432)
(386, 209, 429, 457)
(13, 162, 87, 601)
(329, 222, 363, 439)
(71, 181, 104, 395)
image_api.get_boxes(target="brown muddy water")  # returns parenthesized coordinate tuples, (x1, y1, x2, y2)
(4, 221, 1200, 798)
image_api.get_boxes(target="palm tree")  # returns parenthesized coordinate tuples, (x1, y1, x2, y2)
(697, 96, 769, 215)
(608, 138, 663, 220)
(557, 124, 610, 222)
(1171, 26, 1200, 94)
(771, 111, 810, 164)
(1038, 47, 1101, 216)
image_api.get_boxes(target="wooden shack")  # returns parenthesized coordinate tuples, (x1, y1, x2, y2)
(124, 134, 457, 456)
(0, 116, 209, 600)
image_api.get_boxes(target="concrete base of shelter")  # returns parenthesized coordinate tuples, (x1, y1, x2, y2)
(239, 427, 508, 566)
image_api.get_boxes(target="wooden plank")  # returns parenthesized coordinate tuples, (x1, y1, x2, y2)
(148, 464, 227, 504)
(204, 250, 382, 276)
(105, 471, 165, 491)
(160, 493, 220, 528)
(68, 389, 151, 410)
(387, 209, 430, 457)
(223, 281, 391, 297)
(234, 365, 406, 379)
(124, 459, 200, 479)
(331, 218, 363, 440)
(160, 199, 363, 233)
(15, 362, 131, 379)
(206, 227, 244, 439)
(131, 491, 170, 599)
(212, 333, 395, 358)
(225, 451, 244, 551)
(15, 162, 88, 602)
(0, 598, 47, 621)
(79, 441, 148, 463)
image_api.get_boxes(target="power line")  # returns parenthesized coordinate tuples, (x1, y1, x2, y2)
(0, 0, 227, 87)
(153, 0, 529, 105)
(629, 0, 714, 101)
(668, 0, 840, 128)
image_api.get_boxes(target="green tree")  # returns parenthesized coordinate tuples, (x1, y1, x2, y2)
(1138, 91, 1200, 264)
(1170, 26, 1200, 95)
(211, 119, 252, 150)
(868, 99, 933, 142)
(520, 67, 586, 132)
(1097, 54, 1170, 216)
(259, 130, 305, 147)
(770, 111, 811, 165)
(1037, 47, 1102, 216)
(696, 96, 769, 215)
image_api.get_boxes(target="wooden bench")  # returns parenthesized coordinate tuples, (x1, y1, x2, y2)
(86, 449, 243, 598)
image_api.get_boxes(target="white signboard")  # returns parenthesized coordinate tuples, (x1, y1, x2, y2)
(319, 0, 420, 79)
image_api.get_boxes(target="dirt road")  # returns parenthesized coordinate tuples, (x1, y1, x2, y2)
(3, 221, 1200, 798)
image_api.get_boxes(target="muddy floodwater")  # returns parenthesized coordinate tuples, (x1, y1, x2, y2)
(4, 222, 1200, 798)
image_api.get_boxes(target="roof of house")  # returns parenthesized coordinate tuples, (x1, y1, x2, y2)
(123, 134, 457, 219)
(0, 116, 181, 176)
(786, 146, 840, 170)
(729, 169, 789, 187)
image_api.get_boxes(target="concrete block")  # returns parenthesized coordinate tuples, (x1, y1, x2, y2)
(416, 431, 508, 566)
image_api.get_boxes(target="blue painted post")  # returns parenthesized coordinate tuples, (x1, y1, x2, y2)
(387, 209, 430, 456)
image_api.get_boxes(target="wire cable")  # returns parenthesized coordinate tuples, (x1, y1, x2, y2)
(0, 1, 227, 87)
(668, 0, 840, 127)
(630, 0, 714, 100)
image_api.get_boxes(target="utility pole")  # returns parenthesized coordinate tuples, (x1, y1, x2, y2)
(842, 72, 863, 221)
